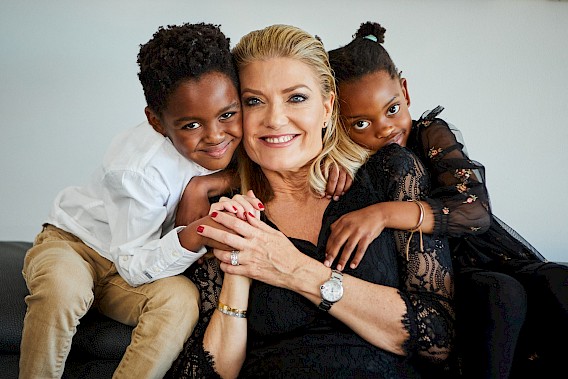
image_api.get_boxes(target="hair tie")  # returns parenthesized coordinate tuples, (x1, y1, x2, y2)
(363, 34, 377, 42)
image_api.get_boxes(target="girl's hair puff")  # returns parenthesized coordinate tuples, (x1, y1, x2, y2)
(137, 23, 239, 116)
(231, 24, 368, 201)
(329, 21, 400, 87)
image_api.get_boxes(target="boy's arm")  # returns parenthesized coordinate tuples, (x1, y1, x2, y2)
(175, 169, 239, 227)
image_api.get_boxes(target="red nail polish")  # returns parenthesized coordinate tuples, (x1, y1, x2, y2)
(211, 212, 218, 218)
(197, 225, 204, 233)
(258, 202, 264, 209)
(248, 212, 255, 218)
(232, 206, 238, 211)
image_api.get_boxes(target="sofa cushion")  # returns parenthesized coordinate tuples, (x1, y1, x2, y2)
(0, 240, 132, 360)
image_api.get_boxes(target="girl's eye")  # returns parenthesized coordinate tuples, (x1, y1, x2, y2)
(352, 120, 371, 130)
(387, 104, 400, 116)
(182, 122, 200, 130)
(244, 97, 262, 107)
(290, 94, 307, 103)
(220, 112, 236, 121)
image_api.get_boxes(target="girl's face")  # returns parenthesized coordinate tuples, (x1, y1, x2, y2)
(146, 71, 242, 171)
(338, 70, 412, 152)
(239, 57, 332, 173)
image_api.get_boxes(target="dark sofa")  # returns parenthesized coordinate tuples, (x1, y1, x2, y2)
(0, 241, 134, 378)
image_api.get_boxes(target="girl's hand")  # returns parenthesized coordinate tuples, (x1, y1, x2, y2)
(325, 205, 387, 271)
(325, 164, 352, 201)
(210, 190, 265, 221)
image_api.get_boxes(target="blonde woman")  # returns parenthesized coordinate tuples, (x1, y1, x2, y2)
(170, 24, 454, 379)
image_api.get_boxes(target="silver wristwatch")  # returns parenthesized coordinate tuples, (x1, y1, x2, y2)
(318, 269, 344, 311)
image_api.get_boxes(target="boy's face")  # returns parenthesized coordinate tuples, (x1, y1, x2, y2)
(338, 71, 412, 152)
(146, 72, 242, 171)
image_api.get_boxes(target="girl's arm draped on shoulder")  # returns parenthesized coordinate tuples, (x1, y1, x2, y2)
(414, 116, 491, 237)
(372, 143, 455, 362)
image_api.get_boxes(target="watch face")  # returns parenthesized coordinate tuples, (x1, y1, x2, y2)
(321, 279, 343, 302)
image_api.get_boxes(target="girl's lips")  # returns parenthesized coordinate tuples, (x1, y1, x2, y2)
(385, 131, 404, 146)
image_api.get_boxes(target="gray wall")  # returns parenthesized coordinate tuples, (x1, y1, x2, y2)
(2, 0, 567, 262)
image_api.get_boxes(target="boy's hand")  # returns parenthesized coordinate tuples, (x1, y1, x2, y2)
(324, 205, 386, 271)
(325, 164, 352, 201)
(176, 179, 211, 227)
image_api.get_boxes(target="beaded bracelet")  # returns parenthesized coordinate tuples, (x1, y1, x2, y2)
(217, 300, 247, 318)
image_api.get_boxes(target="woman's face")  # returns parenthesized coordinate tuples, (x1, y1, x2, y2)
(239, 57, 333, 173)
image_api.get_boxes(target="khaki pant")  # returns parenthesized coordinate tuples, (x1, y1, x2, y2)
(19, 225, 199, 379)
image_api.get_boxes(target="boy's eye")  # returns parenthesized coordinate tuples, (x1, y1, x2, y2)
(352, 120, 371, 130)
(182, 122, 200, 130)
(220, 112, 236, 121)
(289, 94, 307, 103)
(244, 97, 262, 106)
(387, 104, 400, 116)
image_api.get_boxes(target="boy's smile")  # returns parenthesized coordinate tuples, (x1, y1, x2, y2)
(146, 71, 242, 171)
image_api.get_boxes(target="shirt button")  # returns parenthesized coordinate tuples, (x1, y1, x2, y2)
(172, 251, 180, 258)
(122, 256, 129, 262)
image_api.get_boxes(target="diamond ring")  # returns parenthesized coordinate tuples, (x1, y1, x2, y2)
(230, 250, 240, 266)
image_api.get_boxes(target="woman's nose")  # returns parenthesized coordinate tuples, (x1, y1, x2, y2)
(265, 101, 287, 129)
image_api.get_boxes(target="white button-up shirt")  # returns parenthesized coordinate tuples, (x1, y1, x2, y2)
(46, 121, 214, 286)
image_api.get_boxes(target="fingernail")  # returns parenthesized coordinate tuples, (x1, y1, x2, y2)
(258, 202, 265, 209)
(232, 206, 238, 211)
(333, 196, 339, 201)
(197, 225, 204, 233)
(211, 212, 218, 218)
(248, 212, 255, 218)
(350, 263, 356, 269)
(336, 264, 343, 271)
(326, 195, 332, 199)
(324, 260, 330, 267)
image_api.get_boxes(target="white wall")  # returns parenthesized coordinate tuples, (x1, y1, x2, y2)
(1, 0, 567, 262)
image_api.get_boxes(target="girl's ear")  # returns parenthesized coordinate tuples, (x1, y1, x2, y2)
(400, 78, 411, 108)
(145, 106, 166, 136)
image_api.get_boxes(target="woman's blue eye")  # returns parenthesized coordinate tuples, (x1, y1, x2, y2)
(290, 94, 307, 103)
(245, 97, 261, 106)
(352, 120, 370, 130)
(387, 104, 400, 116)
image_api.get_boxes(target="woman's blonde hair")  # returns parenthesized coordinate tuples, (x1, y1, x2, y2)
(232, 24, 369, 201)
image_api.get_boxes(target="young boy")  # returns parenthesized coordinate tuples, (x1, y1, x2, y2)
(19, 23, 242, 379)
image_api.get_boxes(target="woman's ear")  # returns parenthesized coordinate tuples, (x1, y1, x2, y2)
(323, 92, 335, 129)
(400, 78, 411, 108)
(145, 106, 166, 136)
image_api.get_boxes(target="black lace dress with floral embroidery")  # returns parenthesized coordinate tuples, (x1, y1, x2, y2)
(409, 106, 545, 268)
(167, 144, 454, 379)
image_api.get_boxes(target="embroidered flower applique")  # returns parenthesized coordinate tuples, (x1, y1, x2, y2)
(442, 207, 450, 215)
(454, 168, 472, 181)
(456, 183, 468, 193)
(428, 147, 443, 158)
(463, 195, 478, 204)
(421, 120, 433, 127)
(470, 226, 481, 232)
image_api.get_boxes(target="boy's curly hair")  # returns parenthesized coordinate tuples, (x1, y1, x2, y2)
(137, 22, 239, 116)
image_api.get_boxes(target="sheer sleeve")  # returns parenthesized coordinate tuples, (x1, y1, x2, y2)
(411, 107, 491, 237)
(370, 144, 455, 363)
(167, 257, 224, 379)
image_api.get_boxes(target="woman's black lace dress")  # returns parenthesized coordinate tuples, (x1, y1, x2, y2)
(168, 144, 455, 379)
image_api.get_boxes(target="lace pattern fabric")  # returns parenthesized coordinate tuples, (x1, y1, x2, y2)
(169, 143, 455, 378)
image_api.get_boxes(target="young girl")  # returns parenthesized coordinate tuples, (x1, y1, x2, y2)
(327, 21, 568, 379)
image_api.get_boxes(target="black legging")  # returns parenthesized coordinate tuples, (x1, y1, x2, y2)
(454, 267, 527, 379)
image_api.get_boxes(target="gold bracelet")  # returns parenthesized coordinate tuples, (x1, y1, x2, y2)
(217, 300, 247, 318)
(408, 200, 425, 232)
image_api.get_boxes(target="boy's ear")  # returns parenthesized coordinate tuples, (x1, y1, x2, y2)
(145, 106, 166, 136)
(400, 78, 411, 108)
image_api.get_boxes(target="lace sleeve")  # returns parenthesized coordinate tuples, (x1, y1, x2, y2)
(371, 144, 455, 363)
(167, 257, 224, 379)
(412, 108, 491, 237)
